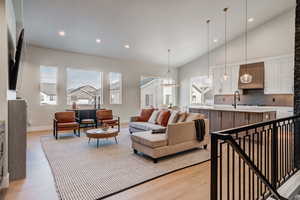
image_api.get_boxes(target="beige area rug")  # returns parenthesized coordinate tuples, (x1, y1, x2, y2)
(41, 128, 210, 200)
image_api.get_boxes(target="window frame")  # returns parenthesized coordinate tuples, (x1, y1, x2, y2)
(140, 76, 176, 108)
(109, 72, 122, 105)
(66, 68, 103, 106)
(39, 66, 58, 106)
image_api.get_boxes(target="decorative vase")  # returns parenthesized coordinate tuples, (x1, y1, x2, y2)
(102, 124, 109, 131)
(72, 102, 77, 110)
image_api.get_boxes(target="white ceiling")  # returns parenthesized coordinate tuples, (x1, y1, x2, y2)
(23, 0, 296, 67)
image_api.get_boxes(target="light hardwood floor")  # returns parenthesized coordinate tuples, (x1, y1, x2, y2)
(2, 130, 211, 200)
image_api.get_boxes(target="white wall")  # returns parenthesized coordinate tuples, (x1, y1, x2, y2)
(0, 0, 9, 188)
(179, 9, 295, 107)
(20, 45, 178, 130)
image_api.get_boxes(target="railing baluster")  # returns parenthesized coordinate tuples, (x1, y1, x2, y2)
(211, 134, 218, 200)
(220, 142, 223, 200)
(211, 116, 299, 200)
(238, 138, 241, 200)
(227, 143, 230, 200)
(252, 131, 255, 200)
(271, 122, 278, 188)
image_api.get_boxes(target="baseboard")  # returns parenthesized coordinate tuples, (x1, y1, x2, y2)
(0, 173, 9, 189)
(27, 125, 52, 132)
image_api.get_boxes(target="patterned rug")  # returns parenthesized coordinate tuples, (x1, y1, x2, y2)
(41, 128, 210, 200)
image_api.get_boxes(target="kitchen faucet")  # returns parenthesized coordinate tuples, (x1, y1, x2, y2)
(233, 90, 241, 109)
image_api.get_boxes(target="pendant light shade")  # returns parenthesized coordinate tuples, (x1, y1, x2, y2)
(240, 73, 253, 83)
(239, 0, 253, 84)
(161, 49, 179, 87)
(223, 73, 229, 81)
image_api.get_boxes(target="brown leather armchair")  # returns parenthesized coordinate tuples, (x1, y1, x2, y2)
(53, 112, 80, 139)
(96, 110, 120, 132)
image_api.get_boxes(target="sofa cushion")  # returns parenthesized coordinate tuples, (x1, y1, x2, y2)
(156, 110, 171, 127)
(138, 108, 155, 122)
(148, 110, 160, 124)
(168, 110, 179, 124)
(129, 122, 166, 133)
(131, 132, 167, 148)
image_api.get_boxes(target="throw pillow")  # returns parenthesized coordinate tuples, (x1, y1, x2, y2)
(177, 112, 187, 122)
(137, 108, 154, 122)
(168, 110, 179, 124)
(156, 110, 171, 127)
(148, 110, 160, 124)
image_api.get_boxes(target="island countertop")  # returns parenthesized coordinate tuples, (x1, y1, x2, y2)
(189, 105, 278, 113)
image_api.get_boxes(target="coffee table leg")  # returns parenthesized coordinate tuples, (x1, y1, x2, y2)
(97, 139, 99, 148)
(88, 138, 91, 144)
(115, 137, 118, 144)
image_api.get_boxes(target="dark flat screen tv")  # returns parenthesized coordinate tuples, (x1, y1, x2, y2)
(9, 29, 24, 90)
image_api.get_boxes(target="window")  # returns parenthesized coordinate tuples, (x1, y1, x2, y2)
(140, 77, 176, 108)
(190, 76, 212, 105)
(40, 66, 57, 105)
(109, 72, 122, 104)
(162, 79, 175, 106)
(67, 68, 103, 105)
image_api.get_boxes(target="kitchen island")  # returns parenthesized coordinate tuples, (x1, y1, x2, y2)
(189, 105, 277, 132)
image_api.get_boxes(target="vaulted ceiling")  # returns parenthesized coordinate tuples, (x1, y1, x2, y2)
(24, 0, 296, 67)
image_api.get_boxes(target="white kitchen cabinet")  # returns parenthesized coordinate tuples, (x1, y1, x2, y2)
(212, 64, 239, 95)
(264, 56, 294, 94)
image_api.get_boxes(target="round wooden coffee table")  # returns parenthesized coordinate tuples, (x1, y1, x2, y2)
(86, 128, 119, 148)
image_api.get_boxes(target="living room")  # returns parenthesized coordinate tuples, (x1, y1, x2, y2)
(1, 0, 300, 200)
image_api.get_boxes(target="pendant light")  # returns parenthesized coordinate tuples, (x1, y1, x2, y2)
(161, 49, 179, 87)
(223, 7, 229, 81)
(240, 0, 253, 84)
(205, 19, 212, 85)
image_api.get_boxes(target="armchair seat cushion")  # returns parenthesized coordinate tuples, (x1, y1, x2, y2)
(101, 119, 119, 124)
(131, 132, 167, 148)
(81, 119, 95, 124)
(129, 122, 166, 133)
(57, 122, 79, 128)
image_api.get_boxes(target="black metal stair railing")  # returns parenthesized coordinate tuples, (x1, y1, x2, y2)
(211, 116, 300, 200)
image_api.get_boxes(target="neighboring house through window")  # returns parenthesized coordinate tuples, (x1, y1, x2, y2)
(67, 68, 103, 105)
(40, 66, 58, 105)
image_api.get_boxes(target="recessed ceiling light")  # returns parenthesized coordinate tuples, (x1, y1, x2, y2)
(96, 39, 101, 43)
(248, 18, 254, 22)
(124, 44, 130, 49)
(58, 31, 65, 36)
(213, 38, 218, 43)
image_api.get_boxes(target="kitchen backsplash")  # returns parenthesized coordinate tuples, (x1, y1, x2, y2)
(214, 90, 293, 106)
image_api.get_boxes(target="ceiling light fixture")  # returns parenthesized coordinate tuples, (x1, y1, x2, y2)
(213, 38, 218, 43)
(58, 31, 65, 37)
(248, 17, 254, 22)
(223, 7, 229, 81)
(124, 44, 130, 49)
(240, 0, 253, 84)
(96, 39, 101, 43)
